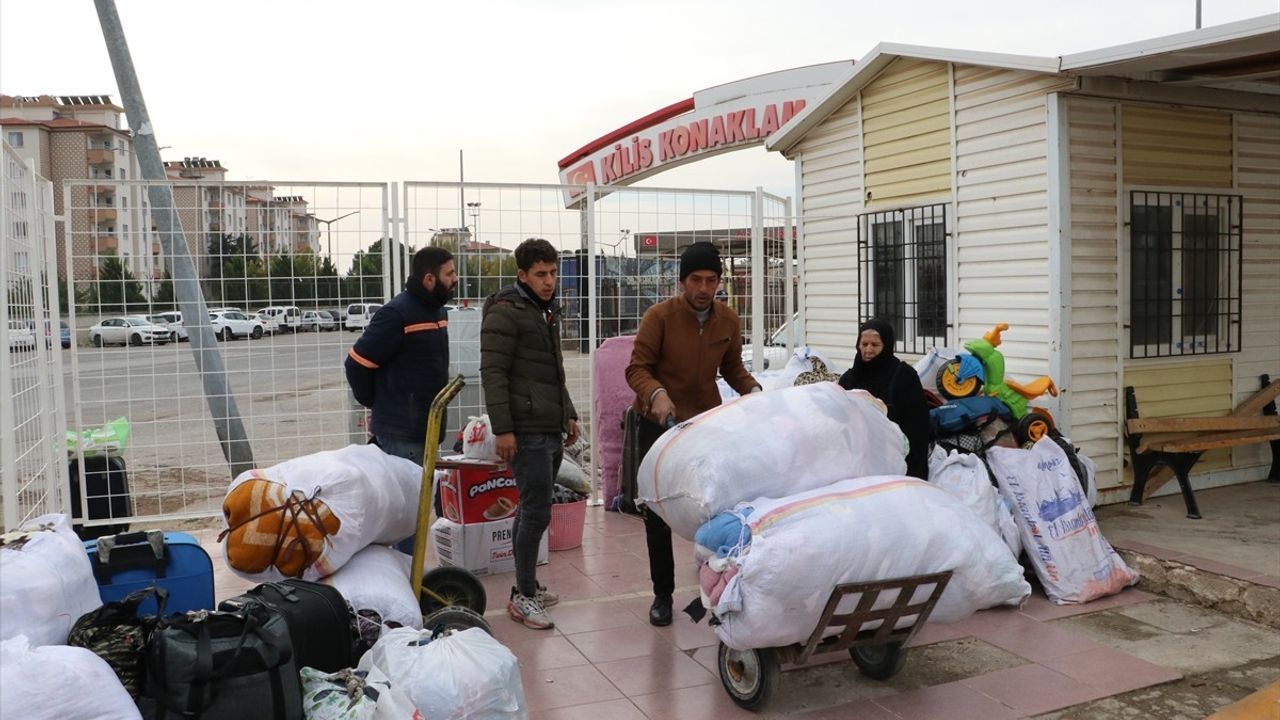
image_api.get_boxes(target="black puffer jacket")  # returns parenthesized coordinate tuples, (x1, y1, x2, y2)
(344, 283, 449, 443)
(480, 284, 577, 435)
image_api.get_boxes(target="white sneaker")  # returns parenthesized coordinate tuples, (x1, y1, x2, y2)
(507, 593, 554, 630)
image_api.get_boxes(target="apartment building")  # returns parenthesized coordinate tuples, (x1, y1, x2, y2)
(1, 94, 155, 283)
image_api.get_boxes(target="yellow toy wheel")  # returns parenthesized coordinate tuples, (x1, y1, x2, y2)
(1016, 410, 1054, 446)
(936, 360, 981, 400)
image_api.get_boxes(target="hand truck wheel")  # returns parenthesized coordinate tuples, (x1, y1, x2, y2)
(850, 640, 908, 680)
(717, 643, 780, 710)
(422, 606, 491, 635)
(419, 566, 487, 616)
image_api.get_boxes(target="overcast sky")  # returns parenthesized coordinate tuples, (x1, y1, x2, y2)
(1, 0, 1276, 201)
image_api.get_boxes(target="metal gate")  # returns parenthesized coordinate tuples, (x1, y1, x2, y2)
(43, 179, 791, 526)
(0, 146, 67, 531)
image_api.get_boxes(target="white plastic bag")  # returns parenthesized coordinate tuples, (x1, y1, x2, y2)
(928, 448, 1021, 559)
(301, 666, 420, 720)
(988, 438, 1138, 604)
(360, 627, 526, 720)
(913, 347, 958, 394)
(321, 545, 422, 631)
(0, 635, 140, 720)
(712, 476, 1031, 651)
(462, 415, 501, 462)
(222, 444, 424, 581)
(0, 513, 102, 647)
(638, 383, 908, 539)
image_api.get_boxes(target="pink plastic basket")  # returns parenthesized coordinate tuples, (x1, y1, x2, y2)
(548, 499, 587, 551)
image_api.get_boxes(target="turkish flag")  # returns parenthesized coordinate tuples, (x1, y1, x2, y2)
(642, 235, 658, 247)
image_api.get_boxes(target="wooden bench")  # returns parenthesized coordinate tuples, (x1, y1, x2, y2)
(1125, 374, 1280, 519)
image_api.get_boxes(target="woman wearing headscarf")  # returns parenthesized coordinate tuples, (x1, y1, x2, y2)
(837, 319, 930, 480)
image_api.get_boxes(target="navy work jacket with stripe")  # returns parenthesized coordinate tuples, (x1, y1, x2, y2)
(344, 284, 449, 444)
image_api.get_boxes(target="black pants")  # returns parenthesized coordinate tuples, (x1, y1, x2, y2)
(634, 415, 674, 599)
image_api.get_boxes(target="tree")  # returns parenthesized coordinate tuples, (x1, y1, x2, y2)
(81, 255, 148, 313)
(342, 238, 412, 303)
(153, 270, 175, 306)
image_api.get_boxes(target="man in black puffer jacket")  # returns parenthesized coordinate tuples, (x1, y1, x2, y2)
(481, 238, 578, 631)
(345, 246, 457, 463)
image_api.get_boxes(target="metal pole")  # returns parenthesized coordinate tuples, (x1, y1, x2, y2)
(1195, 0, 1202, 28)
(0, 147, 16, 529)
(751, 188, 764, 373)
(458, 150, 465, 229)
(94, 0, 254, 476)
(586, 185, 600, 506)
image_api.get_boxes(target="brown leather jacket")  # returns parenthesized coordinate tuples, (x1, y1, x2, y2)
(626, 295, 759, 423)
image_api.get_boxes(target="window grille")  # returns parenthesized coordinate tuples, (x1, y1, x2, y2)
(857, 203, 949, 355)
(1129, 191, 1242, 358)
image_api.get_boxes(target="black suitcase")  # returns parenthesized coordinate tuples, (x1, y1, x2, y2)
(219, 579, 354, 673)
(69, 455, 132, 540)
(620, 407, 669, 516)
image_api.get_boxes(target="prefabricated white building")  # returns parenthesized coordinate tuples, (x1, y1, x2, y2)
(767, 16, 1280, 503)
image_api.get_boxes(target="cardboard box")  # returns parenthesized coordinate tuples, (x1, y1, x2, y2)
(437, 456, 519, 525)
(431, 516, 548, 576)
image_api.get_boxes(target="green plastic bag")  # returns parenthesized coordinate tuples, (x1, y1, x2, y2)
(66, 417, 130, 457)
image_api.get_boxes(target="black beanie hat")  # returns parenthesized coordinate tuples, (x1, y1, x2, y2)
(679, 241, 722, 281)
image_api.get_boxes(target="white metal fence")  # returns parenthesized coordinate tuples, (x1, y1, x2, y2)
(47, 179, 793, 527)
(0, 145, 68, 531)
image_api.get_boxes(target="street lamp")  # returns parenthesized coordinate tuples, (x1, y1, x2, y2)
(464, 202, 481, 300)
(315, 210, 360, 268)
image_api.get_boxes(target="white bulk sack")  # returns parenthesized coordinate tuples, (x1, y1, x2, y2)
(0, 635, 140, 720)
(359, 627, 526, 720)
(988, 438, 1138, 604)
(713, 476, 1031, 651)
(300, 666, 418, 720)
(462, 415, 500, 462)
(321, 545, 422, 631)
(0, 513, 102, 647)
(222, 444, 423, 581)
(638, 383, 907, 539)
(928, 448, 1021, 559)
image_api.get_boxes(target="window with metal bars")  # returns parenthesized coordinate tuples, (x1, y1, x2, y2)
(1129, 191, 1242, 358)
(857, 203, 948, 355)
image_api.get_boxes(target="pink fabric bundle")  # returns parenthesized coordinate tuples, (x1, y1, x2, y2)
(593, 335, 636, 505)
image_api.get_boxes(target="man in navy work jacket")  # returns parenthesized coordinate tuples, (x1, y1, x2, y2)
(345, 245, 458, 463)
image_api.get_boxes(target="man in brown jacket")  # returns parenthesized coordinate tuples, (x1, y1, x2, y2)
(625, 241, 760, 626)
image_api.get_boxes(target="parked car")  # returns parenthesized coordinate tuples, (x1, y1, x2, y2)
(344, 303, 382, 331)
(209, 310, 265, 340)
(207, 306, 243, 314)
(149, 312, 188, 342)
(299, 310, 336, 332)
(258, 305, 301, 332)
(88, 316, 172, 347)
(51, 320, 71, 348)
(7, 320, 36, 351)
(328, 308, 348, 325)
(254, 311, 282, 334)
(740, 313, 799, 373)
(317, 310, 339, 331)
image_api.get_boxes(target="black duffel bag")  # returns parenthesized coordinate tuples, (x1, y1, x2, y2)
(147, 602, 302, 720)
(219, 579, 354, 673)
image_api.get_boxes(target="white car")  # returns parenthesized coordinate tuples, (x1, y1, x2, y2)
(149, 312, 188, 342)
(88, 316, 172, 347)
(258, 305, 301, 332)
(7, 320, 36, 351)
(299, 310, 336, 332)
(209, 310, 265, 341)
(344, 303, 382, 331)
(254, 311, 282, 334)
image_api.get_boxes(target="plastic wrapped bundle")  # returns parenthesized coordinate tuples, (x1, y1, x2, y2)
(0, 514, 102, 647)
(221, 444, 422, 581)
(321, 544, 422, 632)
(637, 383, 908, 539)
(987, 438, 1137, 604)
(712, 476, 1031, 651)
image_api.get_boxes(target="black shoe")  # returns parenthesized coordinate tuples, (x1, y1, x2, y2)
(649, 596, 673, 627)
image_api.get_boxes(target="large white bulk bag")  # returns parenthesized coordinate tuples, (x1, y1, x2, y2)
(221, 444, 423, 581)
(359, 627, 525, 720)
(928, 448, 1021, 559)
(0, 513, 102, 647)
(713, 476, 1031, 651)
(987, 438, 1138, 604)
(0, 635, 140, 719)
(638, 383, 908, 539)
(321, 545, 422, 631)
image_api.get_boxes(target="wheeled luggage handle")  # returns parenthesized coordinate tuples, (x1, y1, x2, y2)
(93, 529, 168, 583)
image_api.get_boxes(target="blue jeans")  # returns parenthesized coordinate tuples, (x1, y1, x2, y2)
(512, 433, 563, 597)
(374, 434, 427, 555)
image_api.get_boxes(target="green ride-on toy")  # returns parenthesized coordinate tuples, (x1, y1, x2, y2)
(935, 323, 1059, 447)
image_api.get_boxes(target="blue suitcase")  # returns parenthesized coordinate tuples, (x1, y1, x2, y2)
(84, 530, 215, 615)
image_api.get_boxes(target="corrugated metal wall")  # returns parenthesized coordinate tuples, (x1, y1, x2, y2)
(794, 101, 863, 367)
(862, 58, 950, 209)
(952, 67, 1073, 376)
(1234, 112, 1280, 470)
(1065, 97, 1123, 489)
(1122, 106, 1233, 188)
